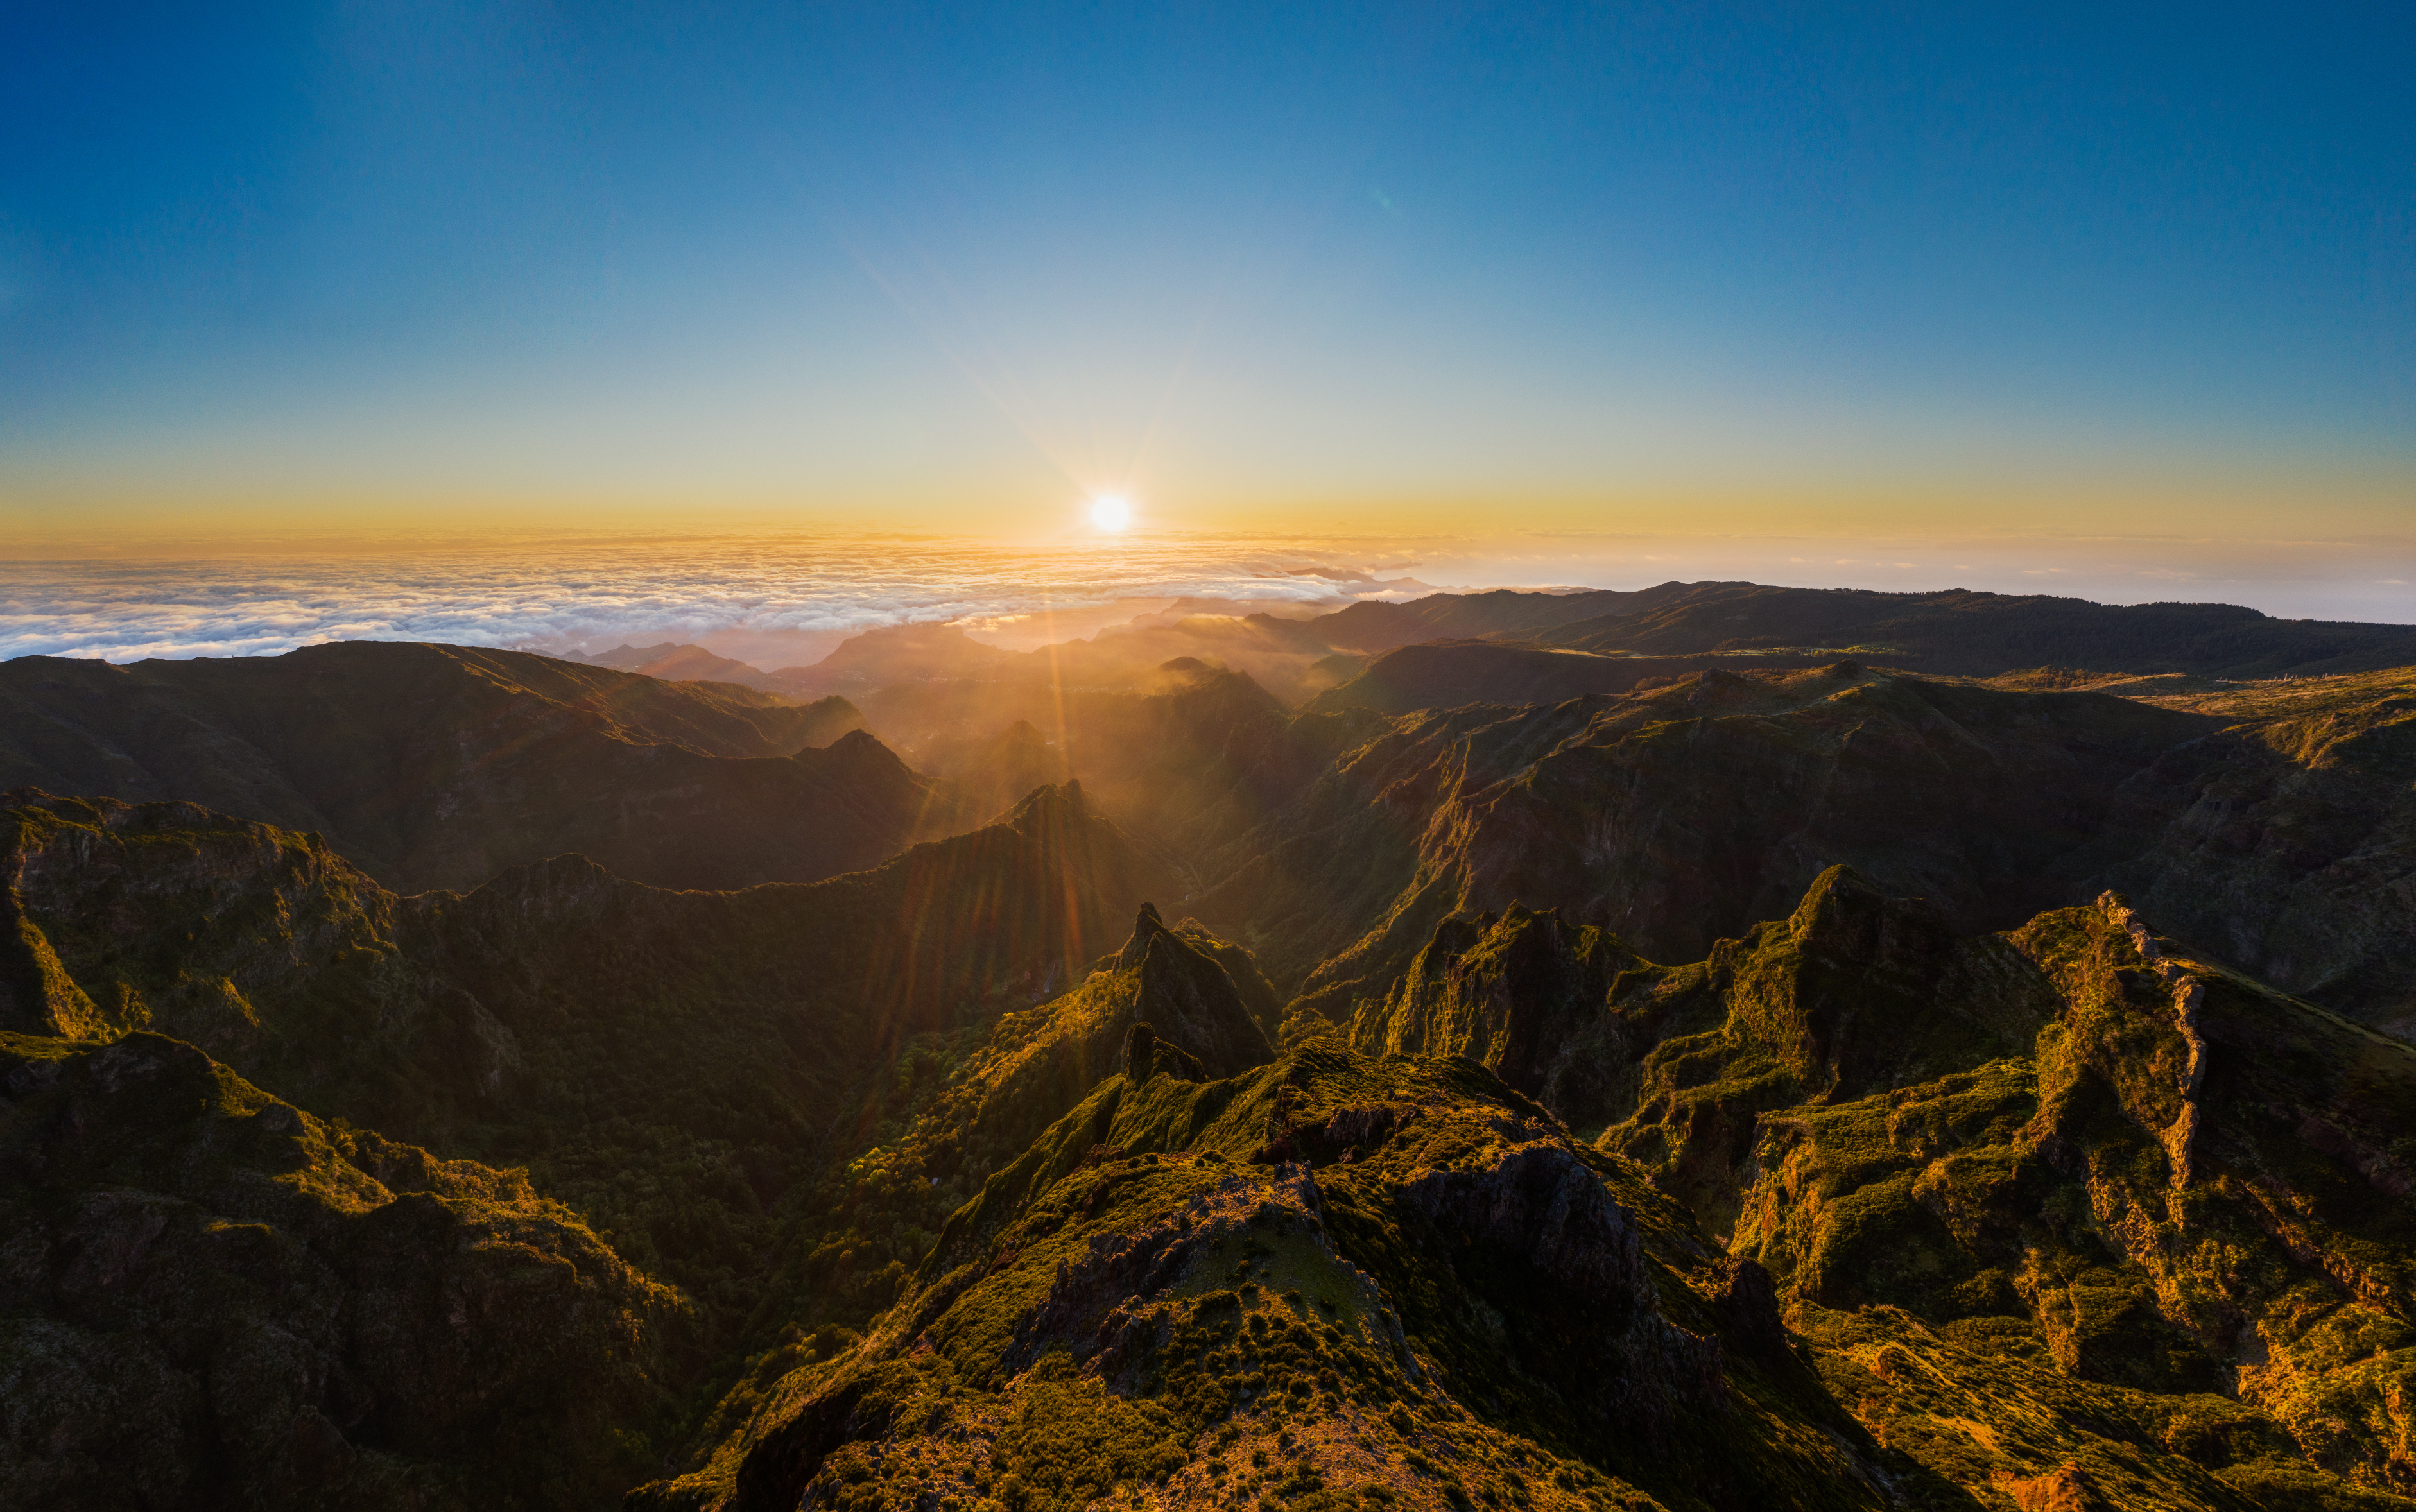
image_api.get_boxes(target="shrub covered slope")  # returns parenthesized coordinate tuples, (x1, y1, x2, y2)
(4, 645, 2416, 1511)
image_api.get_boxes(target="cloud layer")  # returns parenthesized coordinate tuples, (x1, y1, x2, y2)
(0, 537, 1429, 664)
(8, 528, 2409, 667)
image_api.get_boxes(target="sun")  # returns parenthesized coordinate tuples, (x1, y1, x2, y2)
(1088, 495, 1133, 532)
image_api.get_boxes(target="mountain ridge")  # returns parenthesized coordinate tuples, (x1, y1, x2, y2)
(8, 588, 2416, 1511)
(0, 642, 985, 893)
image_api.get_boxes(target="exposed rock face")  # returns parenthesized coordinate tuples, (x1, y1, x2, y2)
(10, 636, 2416, 1512)
(923, 903, 1279, 1173)
(0, 642, 976, 893)
(1639, 888, 2416, 1506)
(639, 1045, 1899, 1512)
(1203, 662, 2416, 1042)
(0, 1033, 680, 1511)
(0, 784, 1169, 1362)
(1347, 902, 1639, 1131)
(1307, 866, 2416, 1505)
(1200, 664, 2208, 1007)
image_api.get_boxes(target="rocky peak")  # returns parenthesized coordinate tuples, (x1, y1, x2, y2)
(1349, 900, 1639, 1131)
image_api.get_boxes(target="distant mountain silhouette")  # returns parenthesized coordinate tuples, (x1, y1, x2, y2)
(577, 639, 774, 685)
(0, 642, 974, 892)
(1524, 581, 2416, 674)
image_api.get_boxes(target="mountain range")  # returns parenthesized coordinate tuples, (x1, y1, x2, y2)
(0, 643, 976, 892)
(5, 580, 2415, 1511)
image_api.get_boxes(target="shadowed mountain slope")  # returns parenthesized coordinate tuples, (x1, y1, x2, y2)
(0, 642, 954, 893)
(575, 641, 782, 689)
(2092, 667, 2416, 1039)
(12, 613, 2416, 1510)
(885, 663, 1379, 863)
(762, 588, 1677, 717)
(0, 784, 1169, 1359)
(1197, 663, 2416, 1035)
(1300, 587, 2416, 718)
(1198, 664, 2211, 1013)
(0, 1031, 683, 1512)
(1302, 640, 1826, 716)
(1334, 870, 2416, 1507)
(1525, 585, 2416, 678)
(640, 1043, 1910, 1512)
(675, 904, 1288, 1374)
(1298, 583, 1714, 651)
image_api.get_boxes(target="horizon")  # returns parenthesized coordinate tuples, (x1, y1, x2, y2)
(8, 527, 2413, 666)
(16, 12, 2416, 1504)
(7, 3, 2412, 632)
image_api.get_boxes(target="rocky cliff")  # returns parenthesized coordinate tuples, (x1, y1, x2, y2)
(0, 784, 1169, 1366)
(636, 1043, 1901, 1512)
(0, 1031, 680, 1511)
(1196, 663, 2416, 1041)
(1337, 864, 2416, 1506)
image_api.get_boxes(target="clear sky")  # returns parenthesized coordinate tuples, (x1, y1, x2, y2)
(4, 3, 2411, 570)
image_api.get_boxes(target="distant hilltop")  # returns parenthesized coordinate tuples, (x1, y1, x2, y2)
(555, 578, 2416, 715)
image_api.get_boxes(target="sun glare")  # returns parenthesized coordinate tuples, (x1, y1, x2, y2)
(1089, 495, 1133, 532)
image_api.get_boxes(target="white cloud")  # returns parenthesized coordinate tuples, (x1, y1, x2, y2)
(0, 538, 1438, 663)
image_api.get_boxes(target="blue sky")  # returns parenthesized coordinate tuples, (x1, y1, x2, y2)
(4, 1, 2410, 545)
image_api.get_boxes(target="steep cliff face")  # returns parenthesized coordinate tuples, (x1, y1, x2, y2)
(1719, 893, 2416, 1506)
(1597, 866, 2064, 1236)
(1347, 903, 1642, 1133)
(1336, 866, 2056, 1226)
(1198, 664, 2207, 1009)
(0, 1031, 680, 1511)
(640, 1045, 1902, 1512)
(0, 784, 1171, 1359)
(2104, 669, 2416, 1035)
(1200, 663, 2416, 1045)
(8, 642, 2416, 1512)
(1318, 867, 2416, 1506)
(897, 902, 1281, 1181)
(709, 905, 1287, 1356)
(0, 642, 973, 893)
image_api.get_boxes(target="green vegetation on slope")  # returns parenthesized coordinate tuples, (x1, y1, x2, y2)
(0, 1031, 682, 1511)
(0, 784, 1168, 1435)
(8, 637, 2416, 1511)
(641, 1043, 1914, 1512)
(0, 641, 979, 892)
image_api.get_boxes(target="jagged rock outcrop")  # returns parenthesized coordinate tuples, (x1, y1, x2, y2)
(1347, 902, 1641, 1131)
(12, 643, 2416, 1512)
(1598, 885, 2416, 1506)
(638, 1045, 1901, 1512)
(0, 784, 1169, 1366)
(911, 903, 1279, 1175)
(1303, 866, 2416, 1504)
(1200, 664, 2208, 1011)
(0, 1033, 681, 1511)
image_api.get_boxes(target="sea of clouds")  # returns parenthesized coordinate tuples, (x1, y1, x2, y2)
(0, 535, 1432, 664)
(11, 529, 2406, 666)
